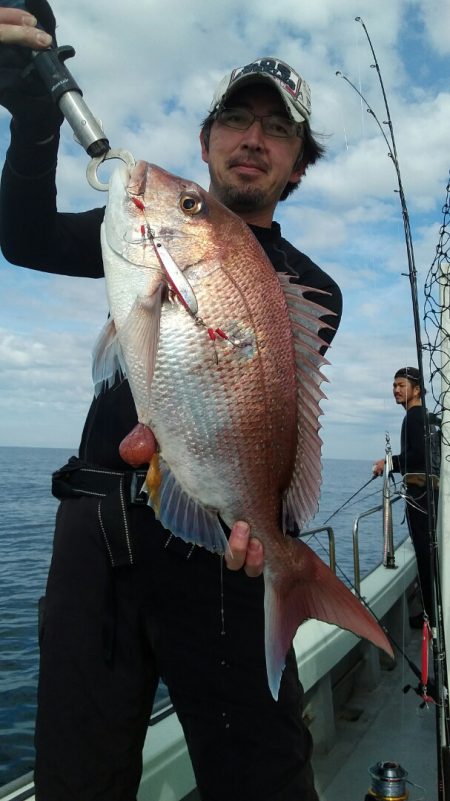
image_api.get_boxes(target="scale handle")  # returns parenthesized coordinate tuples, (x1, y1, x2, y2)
(2, 0, 110, 156)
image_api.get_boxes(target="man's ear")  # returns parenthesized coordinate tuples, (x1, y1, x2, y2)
(289, 163, 306, 186)
(200, 131, 209, 165)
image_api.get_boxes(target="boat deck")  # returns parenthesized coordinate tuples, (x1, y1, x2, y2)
(179, 627, 438, 801)
(154, 626, 438, 801)
(313, 626, 438, 799)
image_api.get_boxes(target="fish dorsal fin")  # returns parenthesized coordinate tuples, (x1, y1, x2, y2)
(146, 456, 230, 554)
(92, 317, 127, 396)
(277, 275, 335, 531)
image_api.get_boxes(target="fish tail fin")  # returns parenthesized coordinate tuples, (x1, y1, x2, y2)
(264, 537, 394, 700)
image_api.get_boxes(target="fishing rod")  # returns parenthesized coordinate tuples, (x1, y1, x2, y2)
(337, 18, 450, 799)
(322, 473, 378, 525)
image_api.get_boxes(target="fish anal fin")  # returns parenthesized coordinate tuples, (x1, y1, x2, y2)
(264, 537, 393, 700)
(146, 457, 229, 554)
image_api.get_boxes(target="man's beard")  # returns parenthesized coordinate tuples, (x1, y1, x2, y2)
(210, 177, 267, 213)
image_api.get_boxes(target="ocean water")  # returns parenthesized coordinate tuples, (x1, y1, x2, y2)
(0, 447, 408, 789)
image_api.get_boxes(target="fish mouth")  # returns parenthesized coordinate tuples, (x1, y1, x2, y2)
(127, 160, 151, 196)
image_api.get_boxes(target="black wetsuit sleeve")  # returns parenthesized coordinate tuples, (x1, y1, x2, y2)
(0, 130, 104, 277)
(392, 407, 425, 474)
(275, 235, 342, 353)
(302, 276, 342, 352)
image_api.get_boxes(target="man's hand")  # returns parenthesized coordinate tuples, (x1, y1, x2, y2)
(0, 2, 63, 143)
(0, 7, 52, 48)
(225, 521, 263, 578)
(372, 459, 384, 477)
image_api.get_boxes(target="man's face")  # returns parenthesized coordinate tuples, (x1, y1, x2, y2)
(200, 84, 305, 225)
(393, 377, 420, 407)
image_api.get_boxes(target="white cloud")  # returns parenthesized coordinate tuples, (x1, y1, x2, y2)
(413, 0, 450, 56)
(0, 0, 448, 457)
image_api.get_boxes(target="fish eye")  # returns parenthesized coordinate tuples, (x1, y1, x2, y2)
(180, 193, 203, 215)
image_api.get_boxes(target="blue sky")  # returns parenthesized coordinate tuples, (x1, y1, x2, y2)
(0, 0, 449, 460)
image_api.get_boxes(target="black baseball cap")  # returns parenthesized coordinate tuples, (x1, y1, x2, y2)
(394, 367, 420, 383)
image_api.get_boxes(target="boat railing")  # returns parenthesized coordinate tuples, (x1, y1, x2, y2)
(352, 495, 402, 593)
(298, 526, 336, 573)
(150, 700, 175, 726)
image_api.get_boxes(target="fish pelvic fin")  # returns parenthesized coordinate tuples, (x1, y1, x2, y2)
(92, 317, 126, 396)
(264, 537, 393, 700)
(145, 456, 229, 554)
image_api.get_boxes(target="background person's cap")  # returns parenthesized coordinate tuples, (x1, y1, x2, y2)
(209, 57, 311, 123)
(394, 367, 420, 383)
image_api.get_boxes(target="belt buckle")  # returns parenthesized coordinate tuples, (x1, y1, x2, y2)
(130, 471, 148, 505)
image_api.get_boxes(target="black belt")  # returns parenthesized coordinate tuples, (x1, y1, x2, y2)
(404, 472, 440, 490)
(52, 456, 149, 567)
(52, 456, 197, 664)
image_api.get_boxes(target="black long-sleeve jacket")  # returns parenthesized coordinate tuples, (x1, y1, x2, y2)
(0, 133, 342, 469)
(392, 405, 426, 475)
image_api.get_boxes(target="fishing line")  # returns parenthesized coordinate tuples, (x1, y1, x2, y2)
(350, 488, 382, 505)
(405, 780, 426, 801)
(321, 473, 378, 525)
(304, 475, 404, 578)
(339, 484, 389, 510)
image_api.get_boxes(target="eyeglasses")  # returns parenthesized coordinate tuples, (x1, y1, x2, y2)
(215, 107, 303, 139)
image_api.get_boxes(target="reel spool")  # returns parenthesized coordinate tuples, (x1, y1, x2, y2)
(365, 761, 408, 800)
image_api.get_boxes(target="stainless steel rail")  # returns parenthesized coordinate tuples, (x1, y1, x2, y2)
(299, 526, 336, 573)
(352, 495, 402, 592)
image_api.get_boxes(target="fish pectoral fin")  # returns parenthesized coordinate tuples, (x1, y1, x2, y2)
(145, 457, 229, 554)
(92, 317, 126, 395)
(120, 284, 163, 397)
(264, 537, 394, 700)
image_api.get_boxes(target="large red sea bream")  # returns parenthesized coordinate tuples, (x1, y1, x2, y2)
(93, 161, 393, 699)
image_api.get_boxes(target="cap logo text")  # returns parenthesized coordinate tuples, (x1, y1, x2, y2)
(230, 58, 301, 99)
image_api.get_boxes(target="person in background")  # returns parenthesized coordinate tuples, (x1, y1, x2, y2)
(0, 3, 342, 799)
(373, 367, 439, 628)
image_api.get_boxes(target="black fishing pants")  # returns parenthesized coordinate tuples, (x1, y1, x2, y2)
(406, 488, 438, 619)
(34, 497, 318, 801)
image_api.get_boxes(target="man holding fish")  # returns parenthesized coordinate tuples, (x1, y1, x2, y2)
(0, 4, 393, 801)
